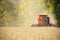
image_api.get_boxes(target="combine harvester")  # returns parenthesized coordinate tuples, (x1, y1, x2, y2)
(31, 15, 56, 27)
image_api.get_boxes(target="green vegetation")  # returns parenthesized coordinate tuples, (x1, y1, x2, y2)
(0, 0, 26, 26)
(45, 0, 60, 25)
(0, 0, 18, 26)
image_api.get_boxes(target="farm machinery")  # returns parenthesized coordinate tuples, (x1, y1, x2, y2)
(31, 15, 52, 27)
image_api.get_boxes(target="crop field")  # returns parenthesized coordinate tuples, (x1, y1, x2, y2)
(0, 27, 60, 40)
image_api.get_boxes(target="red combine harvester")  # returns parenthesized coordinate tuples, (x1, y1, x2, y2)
(31, 15, 51, 27)
(38, 15, 50, 26)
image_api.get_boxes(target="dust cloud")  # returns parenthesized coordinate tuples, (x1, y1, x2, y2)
(7, 0, 56, 27)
